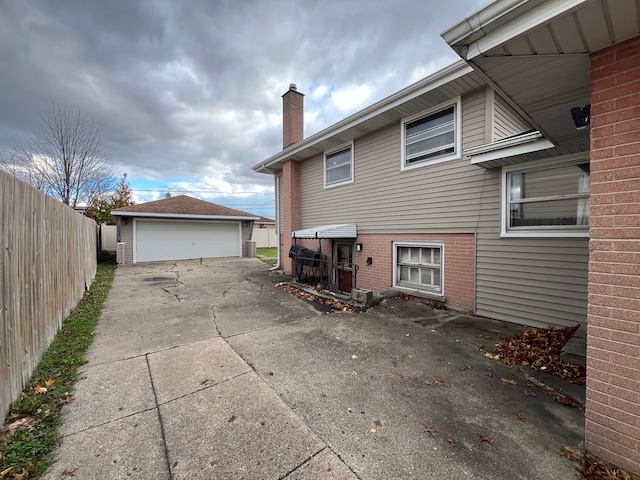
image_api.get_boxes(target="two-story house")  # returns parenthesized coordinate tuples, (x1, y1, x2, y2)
(253, 0, 640, 474)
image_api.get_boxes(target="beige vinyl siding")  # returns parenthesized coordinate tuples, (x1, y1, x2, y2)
(473, 169, 588, 327)
(120, 220, 134, 264)
(476, 233, 588, 327)
(299, 89, 488, 233)
(492, 92, 531, 141)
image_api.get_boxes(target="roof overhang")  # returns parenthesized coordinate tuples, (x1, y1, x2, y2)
(111, 212, 259, 221)
(292, 224, 357, 239)
(442, 0, 640, 157)
(252, 61, 484, 173)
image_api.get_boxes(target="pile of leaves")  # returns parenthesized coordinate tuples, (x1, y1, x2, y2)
(495, 326, 585, 384)
(580, 454, 640, 480)
(562, 447, 640, 480)
(276, 283, 360, 312)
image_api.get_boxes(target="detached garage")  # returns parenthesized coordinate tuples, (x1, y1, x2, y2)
(111, 195, 259, 264)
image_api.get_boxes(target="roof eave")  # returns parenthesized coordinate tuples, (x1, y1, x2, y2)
(442, 0, 588, 60)
(251, 60, 474, 173)
(111, 212, 259, 221)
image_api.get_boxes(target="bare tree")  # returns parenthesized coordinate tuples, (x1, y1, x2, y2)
(1, 104, 116, 208)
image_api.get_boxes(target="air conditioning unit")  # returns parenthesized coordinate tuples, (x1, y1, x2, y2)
(116, 242, 126, 265)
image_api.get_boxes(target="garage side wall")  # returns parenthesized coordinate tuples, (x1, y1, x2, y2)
(242, 221, 254, 257)
(120, 219, 134, 264)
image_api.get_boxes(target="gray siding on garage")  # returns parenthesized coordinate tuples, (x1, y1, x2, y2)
(120, 220, 134, 264)
(118, 217, 253, 263)
(298, 89, 489, 233)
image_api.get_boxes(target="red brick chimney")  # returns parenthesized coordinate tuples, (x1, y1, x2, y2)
(282, 83, 304, 148)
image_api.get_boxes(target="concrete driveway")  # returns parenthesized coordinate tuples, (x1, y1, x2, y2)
(44, 258, 584, 480)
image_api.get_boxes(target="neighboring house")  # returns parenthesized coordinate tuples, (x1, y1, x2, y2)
(254, 215, 276, 229)
(111, 195, 258, 264)
(253, 0, 640, 474)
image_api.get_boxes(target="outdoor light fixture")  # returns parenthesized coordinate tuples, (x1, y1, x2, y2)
(571, 104, 591, 130)
(356, 243, 363, 252)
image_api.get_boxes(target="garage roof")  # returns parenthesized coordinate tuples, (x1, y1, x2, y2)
(111, 195, 260, 221)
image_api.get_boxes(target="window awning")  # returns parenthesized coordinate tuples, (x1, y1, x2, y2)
(292, 224, 357, 239)
(464, 131, 554, 169)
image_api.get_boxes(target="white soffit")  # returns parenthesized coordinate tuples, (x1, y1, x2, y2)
(292, 224, 357, 239)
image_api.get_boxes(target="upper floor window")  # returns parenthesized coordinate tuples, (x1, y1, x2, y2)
(502, 156, 590, 237)
(401, 99, 460, 170)
(324, 142, 354, 188)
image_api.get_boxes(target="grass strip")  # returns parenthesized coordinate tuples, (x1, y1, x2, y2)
(256, 247, 277, 266)
(0, 263, 116, 479)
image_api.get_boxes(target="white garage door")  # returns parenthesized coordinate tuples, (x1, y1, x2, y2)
(136, 220, 241, 263)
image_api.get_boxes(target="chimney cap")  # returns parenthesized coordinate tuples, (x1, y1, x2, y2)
(289, 83, 297, 91)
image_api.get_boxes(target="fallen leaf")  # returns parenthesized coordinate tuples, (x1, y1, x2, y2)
(434, 379, 446, 386)
(522, 389, 537, 397)
(501, 378, 517, 386)
(45, 378, 57, 388)
(34, 385, 48, 394)
(351, 354, 359, 360)
(370, 428, 377, 433)
(479, 434, 494, 445)
(459, 365, 472, 371)
(516, 413, 526, 422)
(559, 446, 581, 462)
(398, 373, 405, 379)
(61, 393, 75, 404)
(423, 425, 438, 437)
(0, 466, 14, 479)
(447, 437, 456, 447)
(552, 393, 577, 407)
(12, 468, 29, 480)
(62, 469, 76, 477)
(200, 378, 214, 386)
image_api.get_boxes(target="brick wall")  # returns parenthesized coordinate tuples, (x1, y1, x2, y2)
(587, 36, 640, 475)
(354, 233, 475, 313)
(285, 233, 475, 313)
(280, 160, 301, 273)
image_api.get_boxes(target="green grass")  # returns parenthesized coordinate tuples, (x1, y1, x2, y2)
(0, 263, 116, 479)
(256, 247, 277, 266)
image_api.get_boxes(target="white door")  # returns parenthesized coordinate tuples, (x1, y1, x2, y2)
(135, 220, 241, 263)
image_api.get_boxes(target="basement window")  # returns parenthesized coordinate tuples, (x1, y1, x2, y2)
(393, 242, 443, 295)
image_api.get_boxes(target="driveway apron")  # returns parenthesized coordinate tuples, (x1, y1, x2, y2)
(44, 258, 584, 480)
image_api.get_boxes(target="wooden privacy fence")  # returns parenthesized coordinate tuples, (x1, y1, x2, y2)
(0, 171, 97, 421)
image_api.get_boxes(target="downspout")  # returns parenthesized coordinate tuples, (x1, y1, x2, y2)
(261, 163, 281, 270)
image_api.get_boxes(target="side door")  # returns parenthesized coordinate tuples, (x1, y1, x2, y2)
(334, 242, 353, 293)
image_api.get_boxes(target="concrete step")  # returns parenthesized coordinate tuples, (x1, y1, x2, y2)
(561, 323, 586, 367)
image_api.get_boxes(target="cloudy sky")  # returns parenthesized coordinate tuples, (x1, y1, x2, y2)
(0, 0, 489, 216)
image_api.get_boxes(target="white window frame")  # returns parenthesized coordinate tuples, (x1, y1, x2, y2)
(400, 98, 461, 171)
(392, 241, 444, 297)
(324, 141, 354, 188)
(501, 153, 590, 238)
